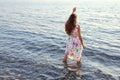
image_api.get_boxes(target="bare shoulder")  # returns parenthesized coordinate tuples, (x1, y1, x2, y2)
(77, 25, 81, 30)
(77, 24, 81, 29)
(78, 24, 80, 27)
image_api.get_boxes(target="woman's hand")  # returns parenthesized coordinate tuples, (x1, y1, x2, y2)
(82, 44, 86, 49)
(72, 7, 76, 13)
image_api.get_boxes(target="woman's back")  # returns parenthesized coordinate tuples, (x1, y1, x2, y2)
(70, 25, 79, 39)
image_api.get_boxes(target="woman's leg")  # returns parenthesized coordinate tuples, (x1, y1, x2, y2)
(63, 55, 68, 62)
(77, 57, 81, 65)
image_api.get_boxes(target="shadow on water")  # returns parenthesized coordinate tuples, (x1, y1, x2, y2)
(60, 62, 82, 80)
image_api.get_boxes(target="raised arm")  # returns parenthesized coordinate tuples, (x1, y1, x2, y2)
(72, 7, 76, 14)
(78, 25, 86, 49)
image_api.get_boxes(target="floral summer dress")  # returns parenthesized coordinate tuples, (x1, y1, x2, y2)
(65, 25, 83, 61)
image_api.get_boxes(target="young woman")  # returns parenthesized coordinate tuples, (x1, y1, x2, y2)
(63, 7, 86, 64)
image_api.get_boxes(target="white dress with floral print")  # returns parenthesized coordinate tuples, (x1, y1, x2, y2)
(65, 25, 83, 61)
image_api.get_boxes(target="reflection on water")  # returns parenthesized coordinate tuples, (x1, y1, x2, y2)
(62, 62, 82, 80)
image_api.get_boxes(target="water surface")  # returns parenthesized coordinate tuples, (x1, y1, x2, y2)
(0, 0, 120, 80)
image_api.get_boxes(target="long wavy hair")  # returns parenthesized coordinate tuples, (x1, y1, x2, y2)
(65, 14, 77, 35)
